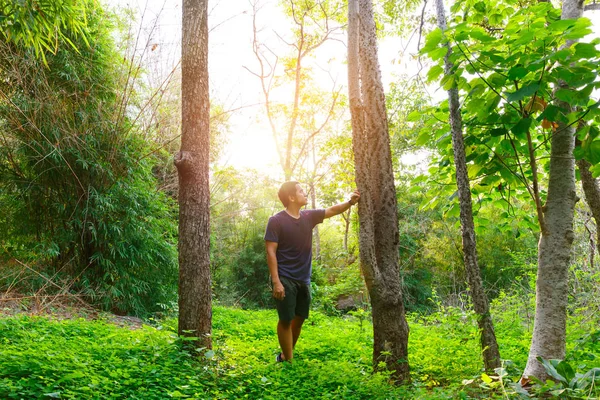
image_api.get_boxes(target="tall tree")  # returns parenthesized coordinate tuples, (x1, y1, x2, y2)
(522, 0, 583, 381)
(348, 0, 410, 383)
(175, 0, 212, 348)
(246, 0, 343, 180)
(433, 0, 501, 372)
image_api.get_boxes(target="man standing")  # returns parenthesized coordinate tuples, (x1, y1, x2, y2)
(264, 181, 360, 362)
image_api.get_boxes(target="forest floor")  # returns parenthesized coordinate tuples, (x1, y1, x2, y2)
(0, 290, 145, 329)
(1, 291, 599, 399)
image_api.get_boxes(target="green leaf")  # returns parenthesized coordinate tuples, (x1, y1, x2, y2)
(507, 66, 528, 81)
(574, 43, 598, 59)
(547, 19, 576, 32)
(427, 65, 444, 82)
(407, 110, 422, 122)
(488, 73, 507, 88)
(511, 118, 532, 136)
(422, 28, 443, 53)
(506, 83, 540, 103)
(416, 131, 431, 146)
(537, 357, 568, 385)
(555, 361, 575, 386)
(536, 104, 562, 122)
(564, 18, 593, 40)
(429, 46, 449, 61)
(474, 2, 486, 13)
(587, 141, 600, 164)
(489, 127, 507, 137)
(442, 74, 456, 90)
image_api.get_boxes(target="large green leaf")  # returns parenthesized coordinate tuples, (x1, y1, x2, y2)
(506, 83, 540, 103)
(423, 28, 443, 49)
(510, 118, 532, 136)
(507, 65, 528, 80)
(574, 43, 599, 59)
(429, 46, 449, 61)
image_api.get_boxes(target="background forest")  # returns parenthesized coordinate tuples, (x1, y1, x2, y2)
(1, 0, 599, 398)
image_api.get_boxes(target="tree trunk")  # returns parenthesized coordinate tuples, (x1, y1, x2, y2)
(310, 180, 321, 260)
(577, 154, 600, 257)
(348, 0, 410, 383)
(434, 0, 501, 372)
(343, 208, 351, 252)
(175, 0, 212, 349)
(522, 0, 582, 381)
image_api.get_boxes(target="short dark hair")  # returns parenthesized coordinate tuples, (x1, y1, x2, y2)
(278, 181, 299, 207)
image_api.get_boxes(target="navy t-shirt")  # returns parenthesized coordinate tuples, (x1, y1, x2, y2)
(264, 209, 326, 284)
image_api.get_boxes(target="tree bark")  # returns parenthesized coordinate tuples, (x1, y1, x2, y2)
(309, 180, 321, 260)
(522, 0, 582, 382)
(348, 0, 410, 383)
(434, 0, 501, 372)
(577, 158, 600, 257)
(176, 0, 212, 349)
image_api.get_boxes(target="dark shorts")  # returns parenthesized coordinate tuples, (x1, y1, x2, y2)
(275, 277, 311, 322)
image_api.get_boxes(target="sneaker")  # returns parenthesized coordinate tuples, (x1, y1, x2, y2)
(276, 353, 284, 362)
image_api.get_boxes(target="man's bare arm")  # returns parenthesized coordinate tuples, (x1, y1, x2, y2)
(266, 240, 285, 300)
(324, 190, 361, 219)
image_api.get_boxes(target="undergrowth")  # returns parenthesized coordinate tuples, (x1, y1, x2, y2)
(0, 303, 598, 399)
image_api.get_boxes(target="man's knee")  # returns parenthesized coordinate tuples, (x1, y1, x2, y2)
(278, 319, 292, 329)
(292, 316, 305, 325)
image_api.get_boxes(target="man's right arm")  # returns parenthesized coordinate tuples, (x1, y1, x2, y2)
(266, 240, 285, 300)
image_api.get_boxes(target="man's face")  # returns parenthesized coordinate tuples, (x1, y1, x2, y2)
(292, 184, 308, 206)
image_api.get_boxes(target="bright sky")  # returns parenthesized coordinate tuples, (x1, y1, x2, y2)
(106, 0, 599, 180)
(105, 0, 416, 181)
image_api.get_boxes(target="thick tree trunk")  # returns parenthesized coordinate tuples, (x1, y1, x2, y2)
(176, 0, 212, 349)
(434, 0, 501, 372)
(522, 0, 582, 381)
(348, 0, 410, 383)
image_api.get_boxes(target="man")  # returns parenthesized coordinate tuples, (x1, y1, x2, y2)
(264, 181, 360, 362)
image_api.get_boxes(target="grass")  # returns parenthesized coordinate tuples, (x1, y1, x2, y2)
(0, 302, 598, 399)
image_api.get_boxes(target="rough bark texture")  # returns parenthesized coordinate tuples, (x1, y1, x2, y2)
(348, 0, 410, 383)
(522, 0, 582, 381)
(577, 157, 600, 256)
(434, 0, 501, 372)
(176, 0, 212, 349)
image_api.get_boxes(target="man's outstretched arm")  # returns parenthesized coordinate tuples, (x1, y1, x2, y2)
(324, 190, 360, 219)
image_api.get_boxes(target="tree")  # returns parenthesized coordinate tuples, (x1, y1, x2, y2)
(0, 0, 178, 316)
(348, 0, 410, 383)
(522, 0, 584, 381)
(246, 0, 343, 181)
(421, 0, 600, 382)
(175, 0, 212, 348)
(433, 0, 501, 372)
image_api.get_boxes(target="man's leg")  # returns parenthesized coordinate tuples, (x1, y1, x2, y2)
(275, 278, 297, 361)
(291, 316, 305, 347)
(277, 320, 293, 361)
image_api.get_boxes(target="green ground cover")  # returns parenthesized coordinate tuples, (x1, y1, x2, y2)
(0, 303, 598, 399)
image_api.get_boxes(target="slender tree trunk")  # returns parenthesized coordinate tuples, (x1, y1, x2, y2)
(175, 0, 212, 349)
(522, 0, 582, 381)
(310, 180, 321, 260)
(577, 157, 600, 257)
(348, 0, 410, 383)
(434, 0, 501, 372)
(343, 208, 351, 252)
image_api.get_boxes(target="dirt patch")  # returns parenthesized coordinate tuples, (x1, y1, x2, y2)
(0, 290, 145, 329)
